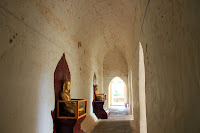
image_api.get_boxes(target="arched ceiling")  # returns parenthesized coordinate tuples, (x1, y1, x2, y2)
(103, 47, 128, 77)
(1, 0, 146, 66)
(57, 0, 145, 65)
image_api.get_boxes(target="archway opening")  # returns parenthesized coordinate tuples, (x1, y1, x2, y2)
(109, 77, 126, 106)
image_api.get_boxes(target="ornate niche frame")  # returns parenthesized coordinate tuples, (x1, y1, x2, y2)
(52, 54, 87, 133)
(92, 73, 110, 119)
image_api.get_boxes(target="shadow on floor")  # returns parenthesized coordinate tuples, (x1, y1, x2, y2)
(91, 120, 134, 133)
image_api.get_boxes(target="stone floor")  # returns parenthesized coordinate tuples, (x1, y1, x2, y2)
(109, 106, 129, 117)
(90, 106, 134, 133)
(90, 120, 134, 133)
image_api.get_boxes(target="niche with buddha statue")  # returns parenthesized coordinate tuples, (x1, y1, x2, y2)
(52, 54, 87, 133)
(92, 74, 110, 119)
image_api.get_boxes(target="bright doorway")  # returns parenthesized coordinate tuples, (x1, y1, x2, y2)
(109, 77, 126, 106)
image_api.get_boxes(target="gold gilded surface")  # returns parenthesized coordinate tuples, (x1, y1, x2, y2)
(61, 79, 84, 114)
(94, 85, 103, 101)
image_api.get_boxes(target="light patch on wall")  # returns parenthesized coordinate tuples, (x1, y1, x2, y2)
(139, 42, 147, 133)
(36, 73, 54, 133)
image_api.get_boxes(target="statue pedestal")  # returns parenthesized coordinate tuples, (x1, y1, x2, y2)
(56, 116, 86, 133)
(93, 101, 110, 119)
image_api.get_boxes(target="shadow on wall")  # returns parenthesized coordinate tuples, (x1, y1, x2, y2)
(0, 21, 60, 133)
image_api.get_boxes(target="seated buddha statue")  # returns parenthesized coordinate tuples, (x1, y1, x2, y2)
(94, 85, 103, 101)
(61, 79, 85, 114)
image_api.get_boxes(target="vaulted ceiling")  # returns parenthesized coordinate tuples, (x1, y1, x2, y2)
(1, 0, 147, 65)
(65, 0, 146, 65)
(44, 0, 146, 65)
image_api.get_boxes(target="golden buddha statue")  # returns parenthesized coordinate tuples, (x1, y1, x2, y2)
(61, 79, 71, 101)
(94, 85, 103, 101)
(61, 79, 84, 114)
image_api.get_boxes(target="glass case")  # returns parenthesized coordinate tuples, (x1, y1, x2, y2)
(94, 94, 106, 102)
(57, 99, 87, 119)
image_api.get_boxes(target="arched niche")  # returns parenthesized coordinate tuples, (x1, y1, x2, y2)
(93, 73, 97, 86)
(92, 73, 96, 113)
(51, 53, 71, 133)
(92, 73, 110, 119)
(93, 73, 97, 102)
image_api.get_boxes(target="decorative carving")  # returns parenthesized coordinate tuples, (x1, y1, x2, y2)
(53, 54, 87, 133)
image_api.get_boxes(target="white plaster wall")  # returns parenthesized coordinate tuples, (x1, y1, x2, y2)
(130, 49, 140, 133)
(0, 1, 103, 133)
(128, 70, 134, 115)
(127, 1, 200, 133)
(138, 0, 200, 133)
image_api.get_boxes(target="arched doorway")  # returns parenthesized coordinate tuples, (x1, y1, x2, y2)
(109, 77, 126, 106)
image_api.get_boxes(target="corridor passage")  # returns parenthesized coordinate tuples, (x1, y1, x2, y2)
(91, 106, 134, 133)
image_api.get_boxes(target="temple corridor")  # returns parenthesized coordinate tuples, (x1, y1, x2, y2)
(0, 0, 200, 133)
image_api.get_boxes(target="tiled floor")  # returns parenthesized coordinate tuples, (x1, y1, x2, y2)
(91, 106, 134, 133)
